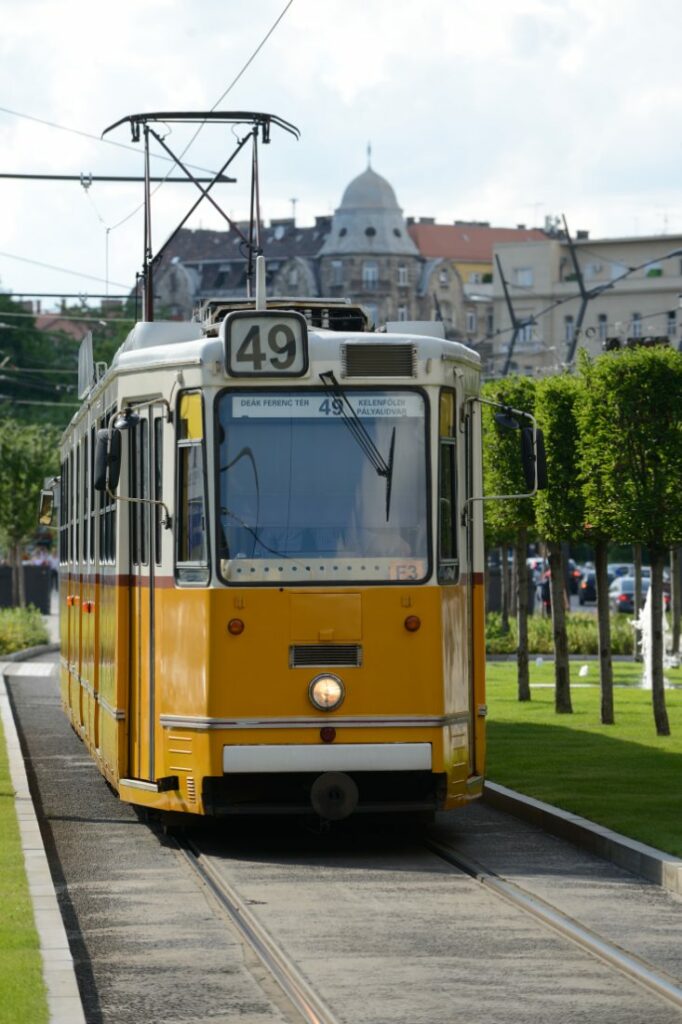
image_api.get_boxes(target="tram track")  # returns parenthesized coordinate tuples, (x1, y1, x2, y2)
(175, 834, 342, 1024)
(425, 837, 682, 1013)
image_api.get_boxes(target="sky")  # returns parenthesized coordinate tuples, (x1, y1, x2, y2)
(2, 0, 682, 309)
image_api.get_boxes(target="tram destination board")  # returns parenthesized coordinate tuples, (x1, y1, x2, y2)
(222, 310, 309, 377)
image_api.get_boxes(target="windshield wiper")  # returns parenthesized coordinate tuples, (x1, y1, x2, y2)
(319, 371, 396, 521)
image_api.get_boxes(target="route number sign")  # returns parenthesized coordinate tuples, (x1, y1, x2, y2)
(223, 311, 308, 377)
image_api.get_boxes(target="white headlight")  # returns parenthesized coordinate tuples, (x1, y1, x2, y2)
(308, 674, 345, 712)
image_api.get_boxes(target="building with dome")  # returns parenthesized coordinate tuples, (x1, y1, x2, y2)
(152, 163, 536, 343)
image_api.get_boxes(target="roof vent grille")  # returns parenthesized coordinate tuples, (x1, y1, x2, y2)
(342, 344, 416, 378)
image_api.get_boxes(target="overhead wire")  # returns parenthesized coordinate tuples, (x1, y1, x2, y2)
(0, 250, 129, 289)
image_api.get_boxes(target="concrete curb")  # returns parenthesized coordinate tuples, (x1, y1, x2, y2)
(0, 650, 86, 1024)
(484, 781, 682, 897)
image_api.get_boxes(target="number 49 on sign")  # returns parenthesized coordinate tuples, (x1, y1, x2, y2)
(223, 311, 309, 377)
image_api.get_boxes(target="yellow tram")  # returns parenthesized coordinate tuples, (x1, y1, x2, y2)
(42, 110, 542, 821)
(52, 300, 487, 819)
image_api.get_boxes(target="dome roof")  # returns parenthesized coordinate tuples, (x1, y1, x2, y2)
(319, 165, 419, 258)
(339, 168, 400, 211)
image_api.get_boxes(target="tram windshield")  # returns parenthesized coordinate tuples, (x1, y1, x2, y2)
(216, 388, 429, 584)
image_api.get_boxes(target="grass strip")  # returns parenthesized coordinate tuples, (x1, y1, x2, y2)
(0, 715, 48, 1024)
(486, 660, 682, 858)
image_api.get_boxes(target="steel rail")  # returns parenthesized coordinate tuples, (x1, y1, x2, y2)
(175, 837, 341, 1024)
(426, 838, 682, 1012)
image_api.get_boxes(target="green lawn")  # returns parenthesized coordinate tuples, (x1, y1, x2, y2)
(485, 660, 682, 858)
(0, 717, 48, 1024)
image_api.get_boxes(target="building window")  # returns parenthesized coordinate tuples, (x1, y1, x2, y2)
(486, 311, 494, 334)
(519, 320, 533, 343)
(598, 314, 608, 341)
(287, 265, 299, 288)
(397, 305, 408, 321)
(330, 260, 343, 287)
(362, 261, 378, 291)
(469, 271, 482, 284)
(564, 316, 575, 342)
(514, 268, 533, 287)
(668, 311, 677, 338)
(466, 311, 477, 334)
(397, 264, 408, 287)
(631, 312, 642, 338)
(439, 268, 449, 286)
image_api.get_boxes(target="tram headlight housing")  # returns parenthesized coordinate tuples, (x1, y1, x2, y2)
(308, 674, 345, 712)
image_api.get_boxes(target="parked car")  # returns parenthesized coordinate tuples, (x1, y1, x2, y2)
(608, 562, 634, 580)
(578, 571, 596, 604)
(609, 576, 670, 614)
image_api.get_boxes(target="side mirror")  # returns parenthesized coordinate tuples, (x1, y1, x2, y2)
(38, 489, 55, 526)
(521, 427, 548, 491)
(94, 428, 122, 492)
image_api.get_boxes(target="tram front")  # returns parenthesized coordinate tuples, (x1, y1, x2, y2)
(184, 309, 486, 820)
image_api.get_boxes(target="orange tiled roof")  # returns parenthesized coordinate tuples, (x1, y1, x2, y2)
(407, 223, 546, 262)
(35, 315, 91, 341)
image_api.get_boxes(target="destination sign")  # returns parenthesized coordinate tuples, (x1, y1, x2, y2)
(223, 311, 308, 377)
(231, 393, 423, 419)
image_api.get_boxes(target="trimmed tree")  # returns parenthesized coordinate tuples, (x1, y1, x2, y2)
(482, 376, 537, 702)
(0, 419, 59, 606)
(535, 374, 584, 715)
(576, 347, 682, 736)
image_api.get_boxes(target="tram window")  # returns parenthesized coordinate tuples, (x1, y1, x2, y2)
(130, 425, 138, 565)
(154, 417, 163, 565)
(438, 390, 458, 583)
(82, 435, 88, 563)
(59, 458, 68, 564)
(176, 392, 209, 581)
(75, 445, 80, 564)
(90, 426, 96, 562)
(216, 388, 429, 585)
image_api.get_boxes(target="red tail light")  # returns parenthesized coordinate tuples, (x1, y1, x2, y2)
(618, 594, 629, 602)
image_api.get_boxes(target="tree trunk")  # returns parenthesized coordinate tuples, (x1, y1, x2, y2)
(500, 545, 510, 634)
(671, 547, 681, 657)
(548, 540, 572, 714)
(633, 544, 643, 662)
(594, 538, 614, 724)
(10, 542, 26, 608)
(515, 527, 530, 701)
(650, 549, 670, 736)
(510, 547, 518, 618)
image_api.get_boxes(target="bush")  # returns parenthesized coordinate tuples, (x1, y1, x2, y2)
(486, 612, 636, 656)
(0, 606, 49, 655)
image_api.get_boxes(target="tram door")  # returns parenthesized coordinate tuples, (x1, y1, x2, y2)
(128, 406, 164, 781)
(463, 394, 482, 777)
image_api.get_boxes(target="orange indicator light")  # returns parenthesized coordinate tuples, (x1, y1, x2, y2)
(404, 615, 421, 632)
(227, 618, 245, 635)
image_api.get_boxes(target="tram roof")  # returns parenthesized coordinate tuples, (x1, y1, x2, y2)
(111, 319, 481, 372)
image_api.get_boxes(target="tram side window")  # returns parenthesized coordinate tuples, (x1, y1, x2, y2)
(176, 392, 209, 583)
(82, 435, 88, 564)
(75, 445, 80, 564)
(98, 409, 117, 565)
(59, 458, 68, 565)
(130, 418, 149, 566)
(438, 390, 459, 583)
(154, 417, 163, 566)
(89, 426, 96, 562)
